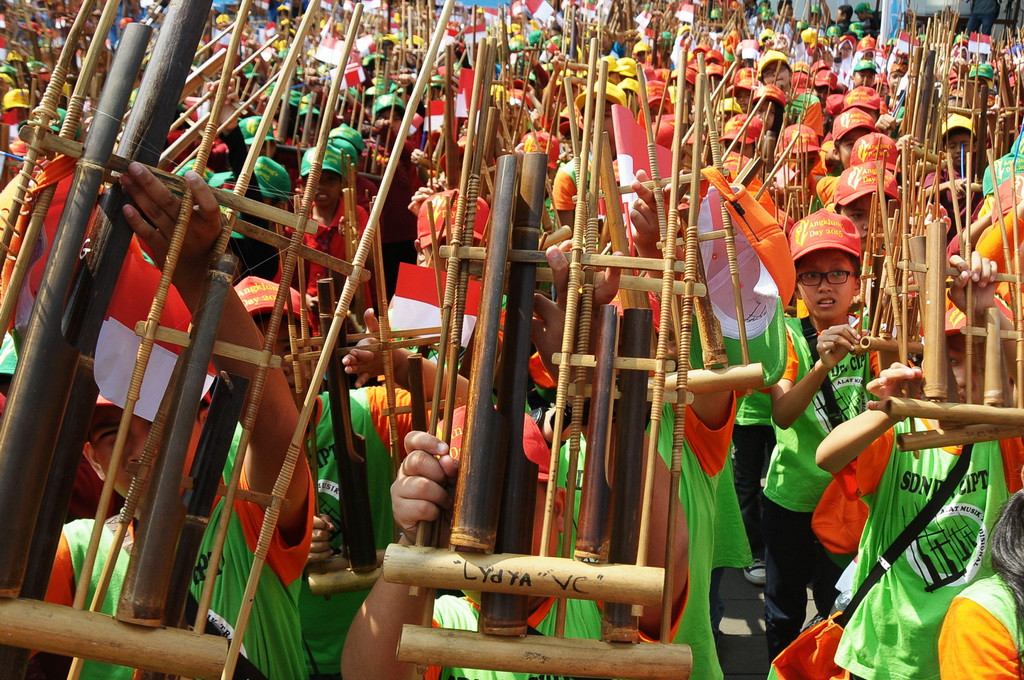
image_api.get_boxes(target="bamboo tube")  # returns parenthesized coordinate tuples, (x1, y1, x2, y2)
(0, 599, 227, 679)
(884, 397, 1024, 427)
(603, 307, 653, 643)
(983, 307, 1007, 407)
(478, 152, 545, 638)
(449, 153, 519, 553)
(922, 207, 948, 401)
(897, 424, 1024, 451)
(575, 305, 619, 562)
(397, 626, 692, 680)
(383, 545, 665, 605)
(116, 255, 238, 626)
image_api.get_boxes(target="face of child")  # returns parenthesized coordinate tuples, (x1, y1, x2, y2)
(948, 334, 984, 404)
(762, 64, 792, 92)
(852, 71, 876, 88)
(839, 194, 872, 238)
(85, 404, 205, 501)
(795, 250, 859, 327)
(945, 130, 972, 165)
(312, 170, 344, 212)
(836, 130, 867, 167)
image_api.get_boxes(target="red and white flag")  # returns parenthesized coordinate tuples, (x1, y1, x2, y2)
(481, 6, 499, 22)
(612, 104, 673, 237)
(344, 58, 365, 86)
(390, 263, 482, 347)
(635, 9, 652, 28)
(95, 242, 213, 422)
(740, 38, 760, 60)
(362, 0, 382, 11)
(314, 20, 342, 65)
(525, 0, 554, 23)
(426, 98, 445, 131)
(969, 32, 992, 56)
(440, 23, 460, 48)
(355, 33, 375, 54)
(894, 30, 911, 54)
(455, 67, 474, 117)
(467, 22, 487, 43)
(677, 2, 695, 23)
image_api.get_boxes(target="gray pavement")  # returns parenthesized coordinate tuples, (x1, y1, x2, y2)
(717, 566, 770, 680)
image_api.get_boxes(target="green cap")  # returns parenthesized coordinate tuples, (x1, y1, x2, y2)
(826, 25, 842, 36)
(853, 59, 877, 73)
(50, 107, 66, 133)
(786, 92, 820, 119)
(0, 64, 15, 79)
(328, 137, 359, 164)
(0, 333, 17, 376)
(328, 123, 365, 152)
(970, 63, 995, 81)
(527, 29, 543, 46)
(710, 7, 722, 18)
(301, 143, 345, 177)
(796, 19, 808, 30)
(854, 2, 871, 12)
(238, 116, 276, 144)
(849, 21, 864, 36)
(372, 92, 406, 116)
(176, 160, 233, 188)
(362, 53, 385, 67)
(253, 156, 292, 201)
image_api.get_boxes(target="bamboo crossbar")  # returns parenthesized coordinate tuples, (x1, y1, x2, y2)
(0, 598, 227, 679)
(397, 626, 692, 680)
(884, 397, 1024, 427)
(133, 322, 282, 369)
(897, 424, 1024, 451)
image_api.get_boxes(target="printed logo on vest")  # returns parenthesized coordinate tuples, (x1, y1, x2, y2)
(907, 503, 986, 592)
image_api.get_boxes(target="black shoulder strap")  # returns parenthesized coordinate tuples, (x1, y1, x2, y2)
(185, 590, 271, 680)
(800, 316, 845, 430)
(836, 443, 975, 626)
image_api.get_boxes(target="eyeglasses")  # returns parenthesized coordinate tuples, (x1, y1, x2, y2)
(796, 270, 854, 286)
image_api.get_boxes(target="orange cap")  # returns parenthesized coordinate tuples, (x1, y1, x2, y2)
(416, 189, 490, 248)
(843, 86, 883, 113)
(781, 123, 821, 153)
(789, 209, 861, 261)
(834, 165, 898, 206)
(850, 132, 897, 171)
(832, 109, 877, 142)
(721, 114, 764, 144)
(235, 276, 304, 318)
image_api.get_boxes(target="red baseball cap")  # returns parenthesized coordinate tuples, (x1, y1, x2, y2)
(946, 296, 1013, 333)
(825, 93, 846, 117)
(834, 165, 898, 206)
(755, 83, 787, 106)
(522, 131, 561, 170)
(721, 114, 764, 144)
(781, 123, 821, 153)
(445, 405, 550, 481)
(235, 276, 304, 318)
(814, 70, 838, 89)
(843, 86, 883, 113)
(789, 209, 861, 261)
(731, 67, 760, 92)
(706, 49, 725, 65)
(832, 109, 877, 142)
(850, 132, 897, 171)
(416, 189, 490, 248)
(811, 59, 831, 74)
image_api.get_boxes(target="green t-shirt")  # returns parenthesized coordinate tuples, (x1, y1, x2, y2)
(836, 419, 1014, 680)
(298, 388, 396, 677)
(430, 595, 605, 680)
(735, 388, 772, 426)
(62, 425, 309, 680)
(712, 456, 754, 570)
(764, 317, 872, 512)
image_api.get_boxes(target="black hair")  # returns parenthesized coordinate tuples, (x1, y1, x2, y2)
(991, 489, 1024, 679)
(776, 0, 792, 10)
(838, 3, 853, 18)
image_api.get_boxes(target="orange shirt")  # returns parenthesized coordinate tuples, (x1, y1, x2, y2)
(939, 597, 1018, 680)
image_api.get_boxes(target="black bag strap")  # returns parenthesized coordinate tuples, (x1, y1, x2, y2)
(836, 442, 975, 626)
(800, 316, 845, 430)
(185, 590, 271, 680)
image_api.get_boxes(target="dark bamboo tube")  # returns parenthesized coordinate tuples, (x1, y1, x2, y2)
(449, 152, 519, 553)
(117, 254, 237, 626)
(975, 81, 990, 183)
(319, 278, 377, 573)
(478, 152, 545, 637)
(164, 371, 250, 628)
(574, 305, 619, 561)
(914, 51, 936, 143)
(406, 355, 429, 433)
(603, 307, 653, 642)
(0, 21, 152, 597)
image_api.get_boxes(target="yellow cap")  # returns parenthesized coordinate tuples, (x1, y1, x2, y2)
(2, 89, 28, 110)
(216, 13, 230, 24)
(632, 41, 651, 55)
(719, 97, 743, 114)
(618, 77, 640, 93)
(942, 114, 973, 136)
(758, 50, 789, 78)
(574, 81, 628, 110)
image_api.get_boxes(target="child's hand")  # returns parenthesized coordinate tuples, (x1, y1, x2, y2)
(119, 162, 223, 294)
(307, 514, 335, 565)
(392, 431, 457, 539)
(629, 169, 673, 260)
(948, 251, 998, 314)
(342, 308, 385, 387)
(866, 362, 922, 408)
(816, 324, 861, 370)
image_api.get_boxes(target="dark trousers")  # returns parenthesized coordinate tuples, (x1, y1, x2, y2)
(732, 424, 774, 559)
(966, 10, 997, 34)
(763, 497, 842, 660)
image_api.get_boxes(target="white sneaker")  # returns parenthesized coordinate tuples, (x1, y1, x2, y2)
(744, 559, 766, 586)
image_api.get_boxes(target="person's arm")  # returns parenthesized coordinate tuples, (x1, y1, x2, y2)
(119, 163, 310, 537)
(342, 432, 455, 680)
(771, 324, 860, 429)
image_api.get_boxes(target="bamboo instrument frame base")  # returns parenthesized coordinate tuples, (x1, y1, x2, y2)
(383, 545, 664, 606)
(0, 598, 226, 679)
(306, 551, 386, 596)
(884, 397, 1024, 427)
(396, 625, 692, 680)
